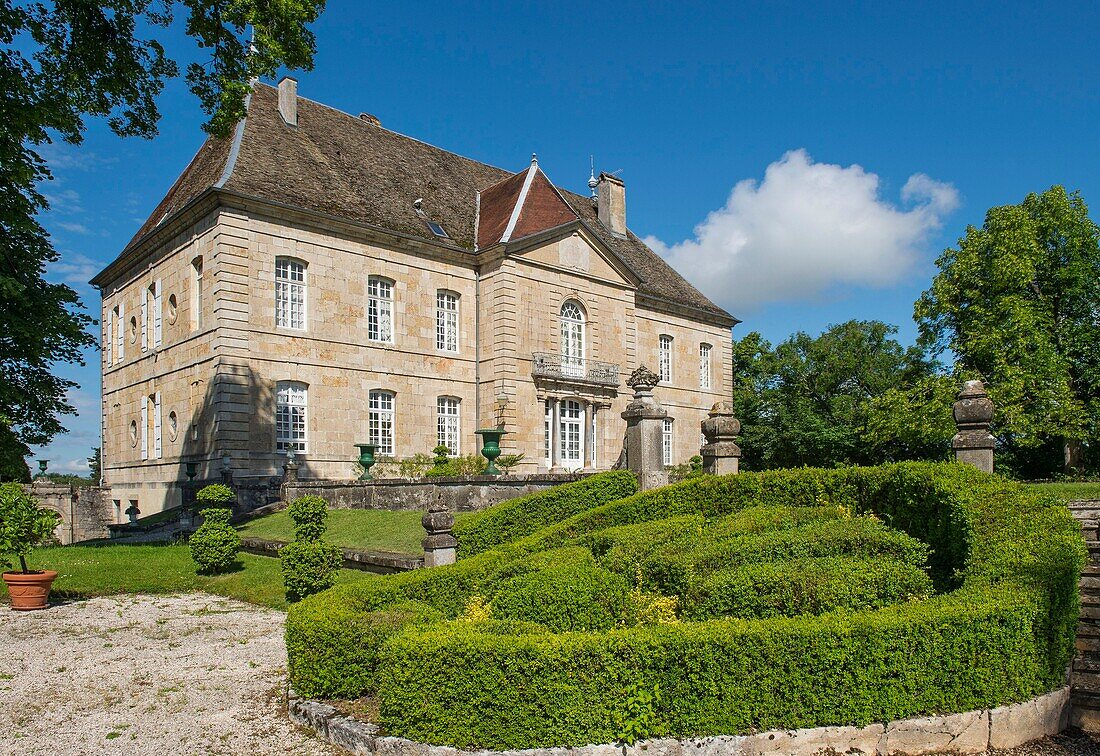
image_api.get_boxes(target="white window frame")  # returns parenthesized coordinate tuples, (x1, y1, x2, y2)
(276, 381, 308, 453)
(699, 343, 712, 389)
(559, 301, 585, 378)
(659, 334, 673, 383)
(153, 391, 162, 459)
(106, 308, 114, 366)
(191, 256, 203, 332)
(436, 290, 459, 352)
(369, 390, 395, 456)
(275, 257, 307, 330)
(437, 396, 461, 456)
(544, 400, 553, 468)
(559, 399, 584, 468)
(368, 277, 394, 343)
(115, 302, 125, 361)
(140, 396, 149, 460)
(662, 418, 673, 466)
(140, 287, 149, 352)
(152, 280, 163, 348)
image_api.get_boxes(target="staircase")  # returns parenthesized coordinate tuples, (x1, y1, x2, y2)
(1067, 501, 1100, 730)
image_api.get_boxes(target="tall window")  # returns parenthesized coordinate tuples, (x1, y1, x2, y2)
(191, 256, 203, 331)
(142, 392, 161, 461)
(275, 258, 306, 330)
(437, 397, 460, 455)
(368, 277, 394, 342)
(106, 307, 114, 366)
(436, 291, 459, 352)
(699, 343, 712, 389)
(560, 301, 585, 378)
(662, 418, 673, 466)
(559, 400, 584, 468)
(544, 400, 553, 468)
(369, 390, 395, 455)
(115, 303, 124, 362)
(659, 334, 673, 383)
(276, 381, 308, 452)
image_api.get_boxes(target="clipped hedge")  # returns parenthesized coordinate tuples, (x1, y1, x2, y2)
(452, 471, 637, 557)
(286, 462, 1085, 748)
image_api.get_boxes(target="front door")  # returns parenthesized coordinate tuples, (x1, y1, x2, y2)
(559, 400, 584, 468)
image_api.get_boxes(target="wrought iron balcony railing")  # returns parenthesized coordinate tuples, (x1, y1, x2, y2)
(531, 352, 620, 387)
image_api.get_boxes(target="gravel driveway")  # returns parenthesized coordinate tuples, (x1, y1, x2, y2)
(0, 593, 340, 755)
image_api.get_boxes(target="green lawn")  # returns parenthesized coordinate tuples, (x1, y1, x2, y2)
(0, 544, 376, 610)
(1028, 481, 1100, 502)
(237, 508, 473, 555)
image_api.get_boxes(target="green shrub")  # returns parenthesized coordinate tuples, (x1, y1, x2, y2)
(280, 540, 343, 601)
(425, 453, 488, 478)
(287, 495, 328, 541)
(683, 556, 933, 620)
(286, 462, 1085, 749)
(453, 471, 638, 557)
(0, 483, 61, 572)
(188, 507, 240, 574)
(195, 483, 234, 507)
(490, 561, 630, 631)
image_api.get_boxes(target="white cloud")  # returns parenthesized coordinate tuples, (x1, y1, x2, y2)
(55, 221, 91, 235)
(43, 188, 84, 215)
(47, 251, 104, 289)
(645, 149, 959, 311)
(39, 143, 113, 171)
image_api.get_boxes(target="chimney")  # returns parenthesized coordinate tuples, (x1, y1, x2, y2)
(597, 173, 626, 237)
(278, 77, 298, 127)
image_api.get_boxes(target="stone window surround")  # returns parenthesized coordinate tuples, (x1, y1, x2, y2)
(275, 256, 308, 330)
(369, 389, 396, 456)
(276, 380, 309, 453)
(367, 276, 395, 344)
(659, 333, 673, 383)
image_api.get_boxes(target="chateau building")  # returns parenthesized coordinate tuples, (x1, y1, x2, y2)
(91, 79, 738, 514)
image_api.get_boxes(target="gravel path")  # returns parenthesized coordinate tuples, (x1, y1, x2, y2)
(0, 593, 340, 755)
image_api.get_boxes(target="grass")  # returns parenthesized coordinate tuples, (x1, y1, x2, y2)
(0, 544, 376, 611)
(1027, 481, 1100, 502)
(237, 508, 472, 555)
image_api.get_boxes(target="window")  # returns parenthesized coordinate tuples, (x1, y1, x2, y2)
(115, 303, 125, 361)
(275, 258, 306, 330)
(191, 256, 203, 331)
(659, 334, 673, 383)
(544, 400, 553, 468)
(436, 291, 459, 352)
(143, 392, 161, 460)
(437, 397, 460, 455)
(369, 391, 395, 455)
(367, 277, 394, 342)
(662, 418, 673, 466)
(105, 307, 114, 366)
(276, 381, 308, 452)
(141, 281, 162, 351)
(699, 343, 712, 389)
(559, 301, 585, 378)
(426, 221, 449, 239)
(113, 500, 121, 524)
(559, 400, 584, 468)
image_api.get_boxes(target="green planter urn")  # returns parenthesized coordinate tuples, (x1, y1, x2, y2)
(355, 443, 378, 480)
(475, 429, 506, 475)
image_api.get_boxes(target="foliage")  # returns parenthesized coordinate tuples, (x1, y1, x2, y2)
(41, 472, 96, 487)
(0, 424, 31, 482)
(195, 484, 235, 508)
(188, 507, 240, 574)
(87, 447, 101, 482)
(732, 321, 943, 470)
(280, 495, 341, 600)
(616, 682, 663, 745)
(453, 471, 639, 557)
(490, 559, 630, 632)
(286, 463, 1084, 748)
(1, 2, 324, 456)
(0, 483, 61, 572)
(424, 453, 488, 478)
(668, 455, 703, 483)
(916, 186, 1100, 475)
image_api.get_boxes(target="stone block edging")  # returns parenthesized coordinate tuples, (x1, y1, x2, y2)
(288, 686, 1069, 756)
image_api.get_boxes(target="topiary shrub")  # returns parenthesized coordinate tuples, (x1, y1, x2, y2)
(280, 495, 342, 601)
(188, 507, 240, 574)
(491, 560, 630, 632)
(195, 483, 235, 508)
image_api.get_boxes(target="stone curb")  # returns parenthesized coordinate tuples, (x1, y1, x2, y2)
(289, 686, 1069, 756)
(240, 536, 422, 573)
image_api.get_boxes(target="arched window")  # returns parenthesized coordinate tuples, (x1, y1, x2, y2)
(369, 390, 395, 455)
(275, 257, 306, 330)
(368, 277, 394, 342)
(276, 381, 308, 452)
(437, 396, 460, 455)
(659, 334, 673, 383)
(436, 290, 459, 352)
(559, 300, 585, 378)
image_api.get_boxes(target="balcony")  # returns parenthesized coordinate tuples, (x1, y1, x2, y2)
(531, 352, 620, 387)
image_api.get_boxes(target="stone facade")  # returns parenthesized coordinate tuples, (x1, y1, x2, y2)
(93, 83, 735, 516)
(28, 482, 115, 545)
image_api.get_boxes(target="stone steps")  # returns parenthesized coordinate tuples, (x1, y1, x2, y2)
(1067, 506, 1100, 726)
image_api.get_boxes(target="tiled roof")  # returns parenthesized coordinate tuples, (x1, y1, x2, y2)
(106, 83, 733, 322)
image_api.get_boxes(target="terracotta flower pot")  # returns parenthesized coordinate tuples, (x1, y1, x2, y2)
(2, 570, 58, 611)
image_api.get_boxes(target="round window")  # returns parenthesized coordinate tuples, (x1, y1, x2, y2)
(129, 420, 138, 447)
(167, 294, 178, 324)
(167, 411, 178, 441)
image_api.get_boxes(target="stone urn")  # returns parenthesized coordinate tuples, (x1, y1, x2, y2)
(475, 429, 506, 475)
(355, 443, 377, 481)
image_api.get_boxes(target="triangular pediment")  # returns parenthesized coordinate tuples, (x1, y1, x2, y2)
(505, 223, 641, 288)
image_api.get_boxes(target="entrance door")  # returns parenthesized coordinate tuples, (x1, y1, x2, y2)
(559, 400, 584, 468)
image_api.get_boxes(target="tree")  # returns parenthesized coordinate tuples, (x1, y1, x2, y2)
(731, 320, 940, 470)
(1, 1, 325, 457)
(915, 186, 1100, 475)
(87, 446, 101, 483)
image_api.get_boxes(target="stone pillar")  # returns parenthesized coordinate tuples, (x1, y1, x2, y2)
(583, 403, 595, 470)
(550, 398, 562, 472)
(952, 379, 995, 474)
(280, 454, 300, 503)
(701, 401, 742, 475)
(621, 366, 669, 491)
(422, 501, 457, 568)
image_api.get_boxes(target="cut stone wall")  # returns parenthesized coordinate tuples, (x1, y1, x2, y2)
(289, 686, 1070, 756)
(27, 482, 115, 545)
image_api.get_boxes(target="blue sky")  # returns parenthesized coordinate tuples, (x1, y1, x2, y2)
(34, 0, 1100, 473)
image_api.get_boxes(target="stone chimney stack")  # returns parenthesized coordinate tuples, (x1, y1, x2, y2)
(278, 77, 298, 127)
(597, 173, 627, 237)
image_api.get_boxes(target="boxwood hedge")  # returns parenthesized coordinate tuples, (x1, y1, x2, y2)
(285, 463, 1085, 749)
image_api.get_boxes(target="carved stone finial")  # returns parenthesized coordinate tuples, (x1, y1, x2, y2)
(701, 401, 742, 475)
(952, 378, 994, 473)
(422, 501, 457, 568)
(626, 365, 660, 393)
